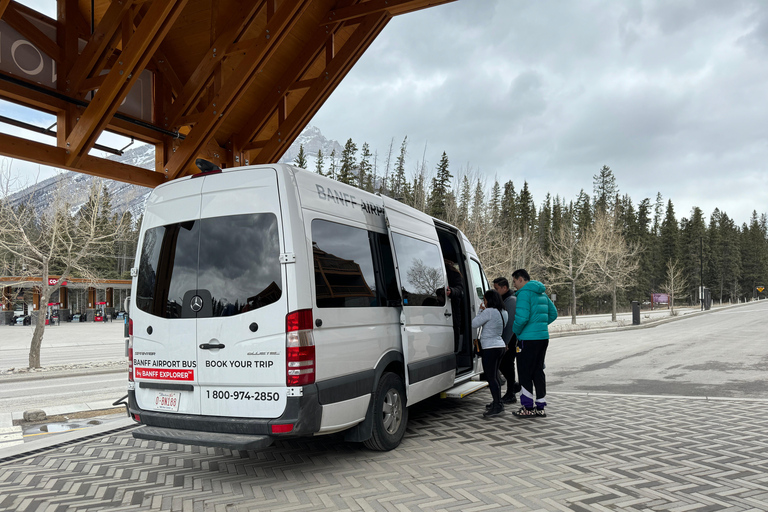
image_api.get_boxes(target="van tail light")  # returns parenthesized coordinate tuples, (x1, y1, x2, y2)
(128, 319, 134, 382)
(286, 309, 315, 386)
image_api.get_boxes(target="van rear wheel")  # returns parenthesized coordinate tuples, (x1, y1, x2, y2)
(363, 372, 408, 451)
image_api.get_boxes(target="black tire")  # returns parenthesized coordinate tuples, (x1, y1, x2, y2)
(363, 372, 408, 451)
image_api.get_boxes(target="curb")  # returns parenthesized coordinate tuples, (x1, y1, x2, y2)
(550, 301, 754, 338)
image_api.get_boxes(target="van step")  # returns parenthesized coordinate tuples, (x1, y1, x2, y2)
(440, 381, 488, 399)
(133, 426, 274, 451)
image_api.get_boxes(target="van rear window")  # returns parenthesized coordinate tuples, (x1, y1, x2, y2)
(136, 214, 281, 318)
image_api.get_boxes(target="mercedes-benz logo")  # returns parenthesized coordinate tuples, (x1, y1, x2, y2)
(190, 295, 203, 312)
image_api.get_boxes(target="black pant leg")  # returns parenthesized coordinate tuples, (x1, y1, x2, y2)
(482, 348, 505, 404)
(499, 349, 516, 388)
(516, 340, 535, 408)
(532, 340, 549, 408)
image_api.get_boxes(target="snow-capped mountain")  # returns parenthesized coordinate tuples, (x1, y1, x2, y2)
(7, 125, 341, 220)
(278, 125, 343, 165)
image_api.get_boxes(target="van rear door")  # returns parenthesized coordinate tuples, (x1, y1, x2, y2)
(195, 169, 289, 419)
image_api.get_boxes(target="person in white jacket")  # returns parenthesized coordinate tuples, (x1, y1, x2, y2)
(471, 289, 508, 417)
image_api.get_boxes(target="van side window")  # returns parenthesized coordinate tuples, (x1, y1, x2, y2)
(392, 233, 446, 307)
(468, 258, 488, 300)
(312, 220, 382, 308)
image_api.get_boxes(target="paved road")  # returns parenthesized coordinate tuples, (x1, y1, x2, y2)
(1, 301, 767, 511)
(548, 301, 768, 397)
(0, 373, 127, 415)
(0, 321, 126, 372)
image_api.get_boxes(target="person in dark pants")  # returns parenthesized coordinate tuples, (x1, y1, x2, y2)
(511, 269, 557, 418)
(444, 259, 465, 352)
(493, 277, 521, 404)
(471, 289, 508, 417)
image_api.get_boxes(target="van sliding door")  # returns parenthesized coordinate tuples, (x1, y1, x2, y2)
(381, 196, 456, 406)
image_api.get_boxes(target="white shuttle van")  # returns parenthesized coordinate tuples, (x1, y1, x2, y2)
(127, 163, 492, 451)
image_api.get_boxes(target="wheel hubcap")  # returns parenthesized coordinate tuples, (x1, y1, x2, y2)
(382, 389, 403, 434)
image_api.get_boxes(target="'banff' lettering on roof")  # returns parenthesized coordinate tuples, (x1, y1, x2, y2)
(316, 184, 383, 216)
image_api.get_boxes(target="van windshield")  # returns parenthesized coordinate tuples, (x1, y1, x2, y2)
(136, 213, 282, 319)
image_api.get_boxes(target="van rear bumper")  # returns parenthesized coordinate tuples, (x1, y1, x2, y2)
(133, 426, 275, 451)
(127, 385, 322, 446)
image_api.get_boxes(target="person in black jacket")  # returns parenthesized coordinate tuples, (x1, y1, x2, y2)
(444, 259, 464, 352)
(493, 277, 521, 403)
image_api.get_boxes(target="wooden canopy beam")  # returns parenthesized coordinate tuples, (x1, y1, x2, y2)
(165, 0, 267, 127)
(64, 0, 188, 167)
(164, 1, 308, 179)
(0, 0, 456, 188)
(234, 2, 356, 152)
(0, 0, 11, 20)
(323, 0, 451, 25)
(0, 132, 165, 188)
(253, 12, 391, 164)
(65, 0, 136, 96)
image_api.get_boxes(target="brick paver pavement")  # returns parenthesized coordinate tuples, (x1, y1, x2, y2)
(2, 390, 767, 511)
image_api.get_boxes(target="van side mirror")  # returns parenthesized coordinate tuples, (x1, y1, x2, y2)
(387, 299, 402, 307)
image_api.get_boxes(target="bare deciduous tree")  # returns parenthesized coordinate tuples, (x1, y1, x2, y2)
(0, 170, 128, 368)
(545, 218, 600, 324)
(662, 258, 688, 315)
(589, 211, 642, 321)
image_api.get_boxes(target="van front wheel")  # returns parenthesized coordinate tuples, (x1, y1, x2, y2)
(363, 372, 408, 451)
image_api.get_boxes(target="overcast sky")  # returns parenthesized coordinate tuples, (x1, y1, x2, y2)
(311, 0, 768, 225)
(4, 0, 768, 226)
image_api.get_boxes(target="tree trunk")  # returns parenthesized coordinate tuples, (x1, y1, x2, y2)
(571, 280, 577, 324)
(611, 285, 617, 322)
(29, 268, 51, 369)
(29, 316, 45, 368)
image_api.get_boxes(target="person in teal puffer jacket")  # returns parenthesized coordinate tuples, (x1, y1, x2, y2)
(511, 268, 557, 418)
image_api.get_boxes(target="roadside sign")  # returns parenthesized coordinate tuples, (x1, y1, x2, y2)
(758, 286, 765, 293)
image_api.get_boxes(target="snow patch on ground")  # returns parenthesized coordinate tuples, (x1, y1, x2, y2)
(0, 360, 126, 376)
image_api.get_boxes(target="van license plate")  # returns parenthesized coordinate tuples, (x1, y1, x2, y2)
(154, 391, 180, 411)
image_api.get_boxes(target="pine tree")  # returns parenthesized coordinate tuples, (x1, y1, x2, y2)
(574, 190, 592, 238)
(517, 181, 535, 233)
(741, 211, 768, 300)
(635, 198, 653, 296)
(294, 144, 308, 169)
(315, 149, 324, 176)
(705, 209, 723, 302)
(391, 136, 408, 200)
(593, 165, 618, 214)
(538, 194, 552, 256)
(427, 151, 451, 219)
(490, 180, 501, 227)
(381, 137, 394, 195)
(359, 142, 373, 191)
(499, 181, 516, 235)
(680, 206, 707, 302)
(653, 192, 664, 236)
(328, 149, 337, 180)
(458, 175, 471, 228)
(338, 138, 358, 185)
(659, 200, 680, 279)
(719, 213, 742, 301)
